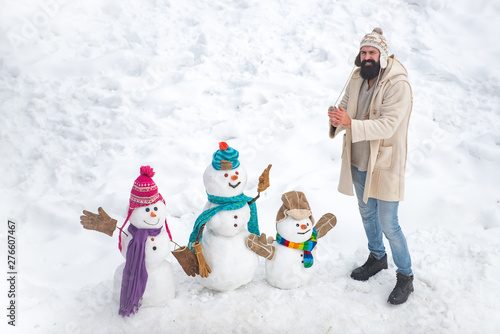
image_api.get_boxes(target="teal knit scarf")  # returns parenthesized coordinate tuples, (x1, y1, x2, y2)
(276, 228, 317, 268)
(188, 193, 260, 250)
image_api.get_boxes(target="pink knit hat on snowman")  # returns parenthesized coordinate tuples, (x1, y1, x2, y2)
(118, 166, 172, 251)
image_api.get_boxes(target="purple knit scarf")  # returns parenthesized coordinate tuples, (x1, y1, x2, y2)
(119, 224, 162, 317)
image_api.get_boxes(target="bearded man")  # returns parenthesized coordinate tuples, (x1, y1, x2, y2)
(327, 28, 414, 305)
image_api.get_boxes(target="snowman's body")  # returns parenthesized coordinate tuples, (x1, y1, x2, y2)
(197, 163, 259, 291)
(266, 216, 316, 289)
(113, 201, 175, 307)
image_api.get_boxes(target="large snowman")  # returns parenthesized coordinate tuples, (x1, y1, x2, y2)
(247, 191, 337, 289)
(187, 142, 269, 291)
(81, 166, 175, 317)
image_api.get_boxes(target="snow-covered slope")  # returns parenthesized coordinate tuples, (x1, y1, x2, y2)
(1, 0, 499, 333)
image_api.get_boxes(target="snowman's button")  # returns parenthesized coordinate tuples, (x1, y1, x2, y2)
(300, 254, 303, 257)
(234, 215, 238, 219)
(153, 246, 157, 251)
(234, 224, 238, 227)
(151, 238, 155, 241)
(301, 261, 304, 263)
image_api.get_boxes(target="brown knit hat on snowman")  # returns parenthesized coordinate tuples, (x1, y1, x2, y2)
(276, 191, 315, 225)
(354, 27, 389, 69)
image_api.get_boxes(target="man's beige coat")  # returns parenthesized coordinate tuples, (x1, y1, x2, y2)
(329, 56, 412, 203)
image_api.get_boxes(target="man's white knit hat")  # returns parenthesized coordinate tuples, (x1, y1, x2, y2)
(356, 27, 389, 69)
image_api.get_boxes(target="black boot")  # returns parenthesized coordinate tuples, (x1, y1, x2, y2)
(350, 253, 388, 281)
(388, 273, 414, 305)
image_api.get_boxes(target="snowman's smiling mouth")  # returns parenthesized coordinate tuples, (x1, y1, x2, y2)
(298, 229, 311, 235)
(228, 182, 241, 188)
(144, 218, 160, 226)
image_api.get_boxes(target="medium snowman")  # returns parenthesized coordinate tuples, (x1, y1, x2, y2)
(186, 142, 270, 291)
(247, 191, 337, 289)
(81, 166, 175, 317)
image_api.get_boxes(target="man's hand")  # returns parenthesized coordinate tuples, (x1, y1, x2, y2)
(328, 106, 351, 129)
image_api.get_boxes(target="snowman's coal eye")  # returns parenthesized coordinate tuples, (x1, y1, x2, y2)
(145, 208, 150, 212)
(296, 224, 299, 227)
(224, 173, 228, 177)
(154, 207, 158, 211)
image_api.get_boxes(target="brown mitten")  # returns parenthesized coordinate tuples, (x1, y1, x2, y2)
(192, 242, 211, 278)
(314, 213, 337, 239)
(172, 246, 199, 277)
(257, 164, 272, 193)
(260, 232, 274, 245)
(247, 233, 276, 260)
(80, 207, 117, 237)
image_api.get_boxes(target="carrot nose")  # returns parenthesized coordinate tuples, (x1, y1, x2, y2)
(301, 224, 307, 230)
(231, 175, 238, 181)
(150, 212, 157, 217)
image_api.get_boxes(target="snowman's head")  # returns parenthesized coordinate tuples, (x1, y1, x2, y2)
(275, 191, 315, 243)
(118, 166, 172, 251)
(203, 164, 247, 197)
(129, 201, 167, 229)
(203, 142, 247, 197)
(277, 216, 313, 243)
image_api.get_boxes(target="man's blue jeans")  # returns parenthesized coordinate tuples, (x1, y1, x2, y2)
(351, 165, 413, 276)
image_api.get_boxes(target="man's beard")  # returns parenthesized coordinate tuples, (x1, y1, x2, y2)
(360, 59, 381, 80)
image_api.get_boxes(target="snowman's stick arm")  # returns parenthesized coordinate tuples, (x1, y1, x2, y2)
(195, 223, 207, 243)
(118, 227, 128, 237)
(248, 193, 260, 205)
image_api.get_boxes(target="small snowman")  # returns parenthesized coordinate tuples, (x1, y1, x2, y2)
(80, 166, 175, 317)
(247, 191, 337, 289)
(186, 142, 271, 291)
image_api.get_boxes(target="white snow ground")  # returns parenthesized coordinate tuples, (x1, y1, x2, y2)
(1, 0, 499, 333)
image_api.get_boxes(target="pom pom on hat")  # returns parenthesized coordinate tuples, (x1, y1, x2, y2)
(139, 165, 155, 178)
(356, 27, 389, 69)
(212, 142, 240, 170)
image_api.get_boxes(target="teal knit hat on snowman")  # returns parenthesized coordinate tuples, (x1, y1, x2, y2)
(212, 142, 240, 170)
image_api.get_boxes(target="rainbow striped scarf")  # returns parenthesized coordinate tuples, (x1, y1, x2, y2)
(276, 228, 317, 268)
